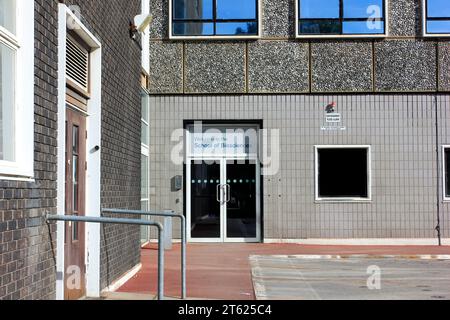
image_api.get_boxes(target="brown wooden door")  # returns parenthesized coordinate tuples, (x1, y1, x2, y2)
(64, 107, 87, 300)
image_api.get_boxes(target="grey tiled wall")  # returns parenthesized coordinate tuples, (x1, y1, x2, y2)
(149, 0, 450, 94)
(437, 96, 450, 239)
(149, 95, 448, 240)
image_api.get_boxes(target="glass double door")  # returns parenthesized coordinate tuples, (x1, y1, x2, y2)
(187, 158, 260, 243)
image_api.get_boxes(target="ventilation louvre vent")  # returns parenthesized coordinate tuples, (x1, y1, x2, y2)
(66, 36, 89, 92)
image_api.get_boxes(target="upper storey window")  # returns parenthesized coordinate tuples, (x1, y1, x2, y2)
(296, 0, 387, 38)
(170, 0, 260, 39)
(424, 0, 450, 36)
(0, 0, 34, 179)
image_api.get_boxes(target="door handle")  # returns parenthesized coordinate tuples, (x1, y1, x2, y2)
(216, 184, 221, 203)
(225, 184, 231, 203)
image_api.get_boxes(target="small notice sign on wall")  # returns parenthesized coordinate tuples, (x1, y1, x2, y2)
(321, 112, 346, 131)
(325, 113, 341, 123)
(321, 102, 347, 131)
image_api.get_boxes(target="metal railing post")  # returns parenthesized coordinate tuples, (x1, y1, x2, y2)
(46, 214, 165, 300)
(102, 208, 187, 299)
(157, 221, 164, 300)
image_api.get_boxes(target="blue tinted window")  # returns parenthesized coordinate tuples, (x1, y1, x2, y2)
(343, 21, 384, 34)
(427, 20, 450, 33)
(299, 20, 340, 34)
(216, 22, 258, 35)
(172, 0, 258, 36)
(300, 0, 339, 19)
(426, 0, 450, 34)
(298, 0, 385, 36)
(173, 22, 214, 36)
(427, 0, 450, 18)
(344, 0, 383, 18)
(217, 0, 256, 20)
(173, 0, 213, 20)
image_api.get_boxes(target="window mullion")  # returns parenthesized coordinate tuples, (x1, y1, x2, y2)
(213, 0, 217, 35)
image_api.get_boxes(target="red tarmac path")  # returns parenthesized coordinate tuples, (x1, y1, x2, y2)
(117, 243, 450, 300)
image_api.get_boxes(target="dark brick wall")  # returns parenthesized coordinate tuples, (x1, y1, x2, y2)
(0, 0, 59, 300)
(63, 0, 143, 290)
(1, 0, 143, 299)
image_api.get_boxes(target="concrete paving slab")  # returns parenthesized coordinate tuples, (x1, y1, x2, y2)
(102, 292, 157, 300)
(250, 255, 450, 300)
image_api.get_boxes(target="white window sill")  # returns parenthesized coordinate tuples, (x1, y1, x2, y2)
(423, 33, 450, 38)
(0, 175, 35, 182)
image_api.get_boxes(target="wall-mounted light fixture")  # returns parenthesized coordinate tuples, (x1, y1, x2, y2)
(129, 13, 153, 40)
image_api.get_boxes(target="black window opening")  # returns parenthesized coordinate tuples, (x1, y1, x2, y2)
(298, 0, 386, 36)
(445, 148, 450, 198)
(425, 0, 450, 34)
(172, 0, 259, 37)
(317, 148, 370, 199)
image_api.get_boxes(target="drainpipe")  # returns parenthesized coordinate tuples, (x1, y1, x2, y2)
(435, 95, 442, 246)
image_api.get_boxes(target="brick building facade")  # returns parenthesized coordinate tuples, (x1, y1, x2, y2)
(0, 0, 146, 300)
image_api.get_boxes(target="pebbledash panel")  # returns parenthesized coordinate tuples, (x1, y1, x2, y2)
(149, 94, 450, 241)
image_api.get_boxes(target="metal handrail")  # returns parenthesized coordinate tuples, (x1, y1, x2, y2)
(46, 214, 165, 300)
(102, 208, 187, 299)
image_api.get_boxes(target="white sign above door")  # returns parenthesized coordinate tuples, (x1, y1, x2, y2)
(187, 124, 259, 158)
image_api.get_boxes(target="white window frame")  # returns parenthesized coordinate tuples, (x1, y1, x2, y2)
(422, 0, 450, 37)
(141, 87, 150, 206)
(295, 0, 389, 39)
(169, 0, 262, 40)
(141, 87, 150, 154)
(140, 86, 150, 243)
(443, 145, 450, 202)
(315, 145, 372, 202)
(0, 0, 34, 180)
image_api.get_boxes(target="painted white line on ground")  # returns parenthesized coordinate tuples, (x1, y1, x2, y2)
(251, 255, 450, 260)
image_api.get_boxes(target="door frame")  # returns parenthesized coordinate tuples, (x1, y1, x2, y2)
(184, 120, 263, 243)
(56, 5, 102, 300)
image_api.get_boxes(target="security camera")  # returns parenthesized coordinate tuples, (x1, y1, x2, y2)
(134, 14, 153, 33)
